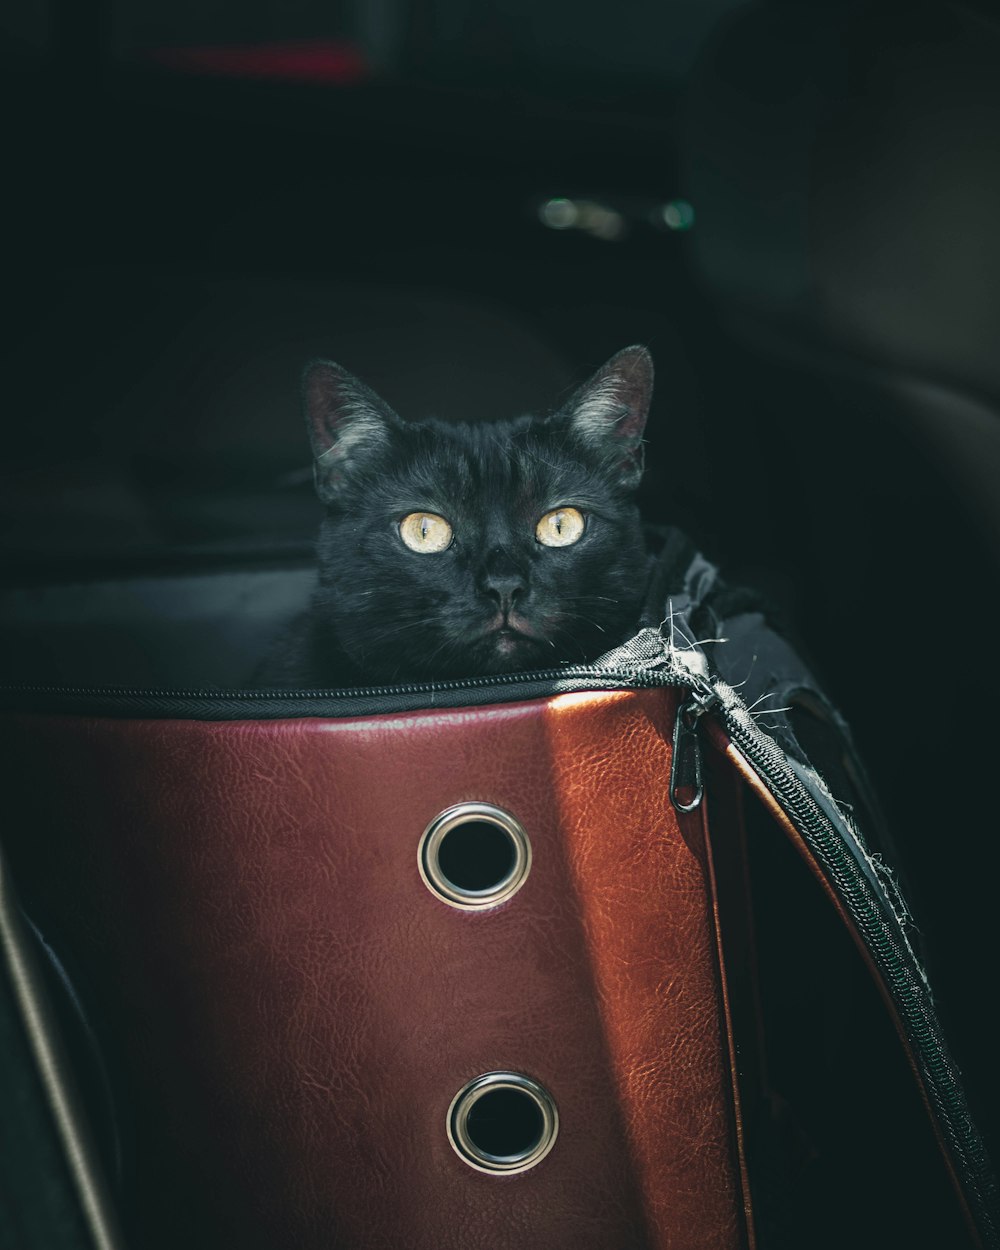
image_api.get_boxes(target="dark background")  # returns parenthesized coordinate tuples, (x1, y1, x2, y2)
(3, 0, 1000, 1241)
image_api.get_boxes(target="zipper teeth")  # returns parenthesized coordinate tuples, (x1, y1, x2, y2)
(718, 702, 998, 1241)
(0, 664, 667, 703)
(0, 663, 693, 709)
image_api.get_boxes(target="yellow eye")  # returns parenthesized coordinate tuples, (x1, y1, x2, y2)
(399, 512, 453, 553)
(535, 507, 585, 547)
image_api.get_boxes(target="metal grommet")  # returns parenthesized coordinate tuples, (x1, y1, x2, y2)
(418, 803, 531, 910)
(447, 1071, 559, 1174)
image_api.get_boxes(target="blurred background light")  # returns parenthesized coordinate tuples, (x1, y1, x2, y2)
(538, 197, 626, 241)
(660, 199, 695, 230)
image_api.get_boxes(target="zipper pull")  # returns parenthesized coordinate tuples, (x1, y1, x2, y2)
(670, 689, 719, 813)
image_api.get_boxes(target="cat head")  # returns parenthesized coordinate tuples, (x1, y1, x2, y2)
(302, 346, 654, 682)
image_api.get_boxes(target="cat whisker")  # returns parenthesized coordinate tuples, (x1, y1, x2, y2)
(415, 628, 469, 673)
(553, 610, 608, 633)
(353, 616, 444, 653)
(358, 621, 431, 644)
(562, 593, 621, 605)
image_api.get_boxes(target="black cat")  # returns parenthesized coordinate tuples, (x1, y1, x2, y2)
(263, 346, 654, 687)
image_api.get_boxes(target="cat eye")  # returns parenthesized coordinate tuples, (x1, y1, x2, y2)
(535, 507, 585, 548)
(399, 511, 454, 553)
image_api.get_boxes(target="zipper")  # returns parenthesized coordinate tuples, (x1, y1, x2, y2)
(669, 688, 721, 813)
(0, 664, 645, 704)
(0, 665, 685, 720)
(0, 628, 701, 717)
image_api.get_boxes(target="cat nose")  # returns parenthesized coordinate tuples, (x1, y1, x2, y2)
(486, 577, 524, 614)
(480, 554, 527, 614)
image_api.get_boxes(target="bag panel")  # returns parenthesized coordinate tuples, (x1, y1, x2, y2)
(0, 688, 749, 1250)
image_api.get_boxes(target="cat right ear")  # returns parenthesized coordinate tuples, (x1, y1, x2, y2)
(302, 360, 399, 502)
(558, 345, 654, 489)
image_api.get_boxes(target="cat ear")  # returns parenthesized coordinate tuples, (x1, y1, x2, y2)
(302, 360, 400, 502)
(558, 345, 653, 488)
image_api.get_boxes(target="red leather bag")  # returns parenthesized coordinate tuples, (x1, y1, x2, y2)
(0, 688, 752, 1249)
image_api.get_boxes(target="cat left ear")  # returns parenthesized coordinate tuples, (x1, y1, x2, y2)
(559, 345, 653, 489)
(303, 360, 400, 502)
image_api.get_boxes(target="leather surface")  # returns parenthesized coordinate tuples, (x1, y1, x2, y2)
(0, 689, 746, 1249)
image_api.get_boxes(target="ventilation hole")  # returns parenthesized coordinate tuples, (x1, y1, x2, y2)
(436, 820, 516, 894)
(448, 1072, 559, 1174)
(419, 803, 531, 909)
(465, 1086, 544, 1160)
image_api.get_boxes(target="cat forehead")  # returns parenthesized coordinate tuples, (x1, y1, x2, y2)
(393, 417, 590, 495)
